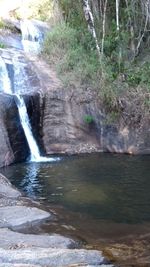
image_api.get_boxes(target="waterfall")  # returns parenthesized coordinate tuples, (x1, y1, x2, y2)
(15, 95, 57, 162)
(0, 57, 12, 94)
(20, 20, 44, 54)
(15, 95, 41, 161)
(0, 55, 58, 162)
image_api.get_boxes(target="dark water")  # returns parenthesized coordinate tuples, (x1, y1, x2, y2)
(1, 153, 150, 224)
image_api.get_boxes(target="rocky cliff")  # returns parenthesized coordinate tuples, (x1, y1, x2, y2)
(0, 52, 149, 168)
(39, 87, 150, 156)
(30, 57, 150, 156)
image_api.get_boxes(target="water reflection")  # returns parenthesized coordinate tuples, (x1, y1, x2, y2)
(19, 163, 42, 199)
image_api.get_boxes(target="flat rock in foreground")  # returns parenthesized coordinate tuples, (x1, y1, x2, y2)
(0, 228, 77, 249)
(0, 247, 106, 266)
(0, 205, 51, 228)
(0, 265, 114, 267)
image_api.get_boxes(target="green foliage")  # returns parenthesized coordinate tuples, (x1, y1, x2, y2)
(104, 111, 120, 124)
(0, 20, 5, 29)
(84, 115, 94, 124)
(43, 23, 100, 88)
(12, 0, 53, 21)
(0, 42, 5, 48)
(43, 0, 150, 118)
(0, 19, 19, 33)
(28, 0, 53, 21)
(59, 0, 85, 28)
(126, 62, 150, 88)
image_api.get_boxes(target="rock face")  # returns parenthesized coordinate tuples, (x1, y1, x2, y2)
(0, 94, 29, 167)
(39, 86, 150, 155)
(40, 88, 102, 155)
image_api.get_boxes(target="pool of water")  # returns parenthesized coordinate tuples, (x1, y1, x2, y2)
(1, 153, 150, 266)
(1, 153, 150, 224)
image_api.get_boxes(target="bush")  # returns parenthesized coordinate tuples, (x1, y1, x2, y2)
(84, 115, 94, 124)
(43, 23, 100, 89)
(126, 62, 150, 89)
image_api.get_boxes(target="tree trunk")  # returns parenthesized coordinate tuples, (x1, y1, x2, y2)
(82, 0, 101, 59)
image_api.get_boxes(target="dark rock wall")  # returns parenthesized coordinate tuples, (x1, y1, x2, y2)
(0, 93, 29, 167)
(24, 93, 45, 154)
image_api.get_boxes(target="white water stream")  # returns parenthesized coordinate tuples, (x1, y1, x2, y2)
(16, 94, 47, 162)
(0, 57, 12, 94)
(20, 20, 44, 54)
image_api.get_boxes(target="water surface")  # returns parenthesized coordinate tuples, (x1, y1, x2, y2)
(1, 153, 150, 224)
(1, 153, 150, 265)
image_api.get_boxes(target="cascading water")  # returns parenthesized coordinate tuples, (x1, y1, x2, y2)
(0, 55, 58, 162)
(20, 20, 45, 54)
(0, 56, 12, 94)
(15, 95, 57, 162)
(15, 94, 41, 161)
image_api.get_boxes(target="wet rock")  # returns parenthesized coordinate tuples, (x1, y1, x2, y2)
(0, 228, 77, 249)
(0, 174, 51, 229)
(0, 33, 23, 50)
(0, 174, 21, 198)
(0, 247, 104, 266)
(0, 206, 50, 228)
(0, 93, 29, 167)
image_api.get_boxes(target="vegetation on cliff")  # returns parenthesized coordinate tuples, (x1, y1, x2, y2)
(42, 1, 150, 120)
